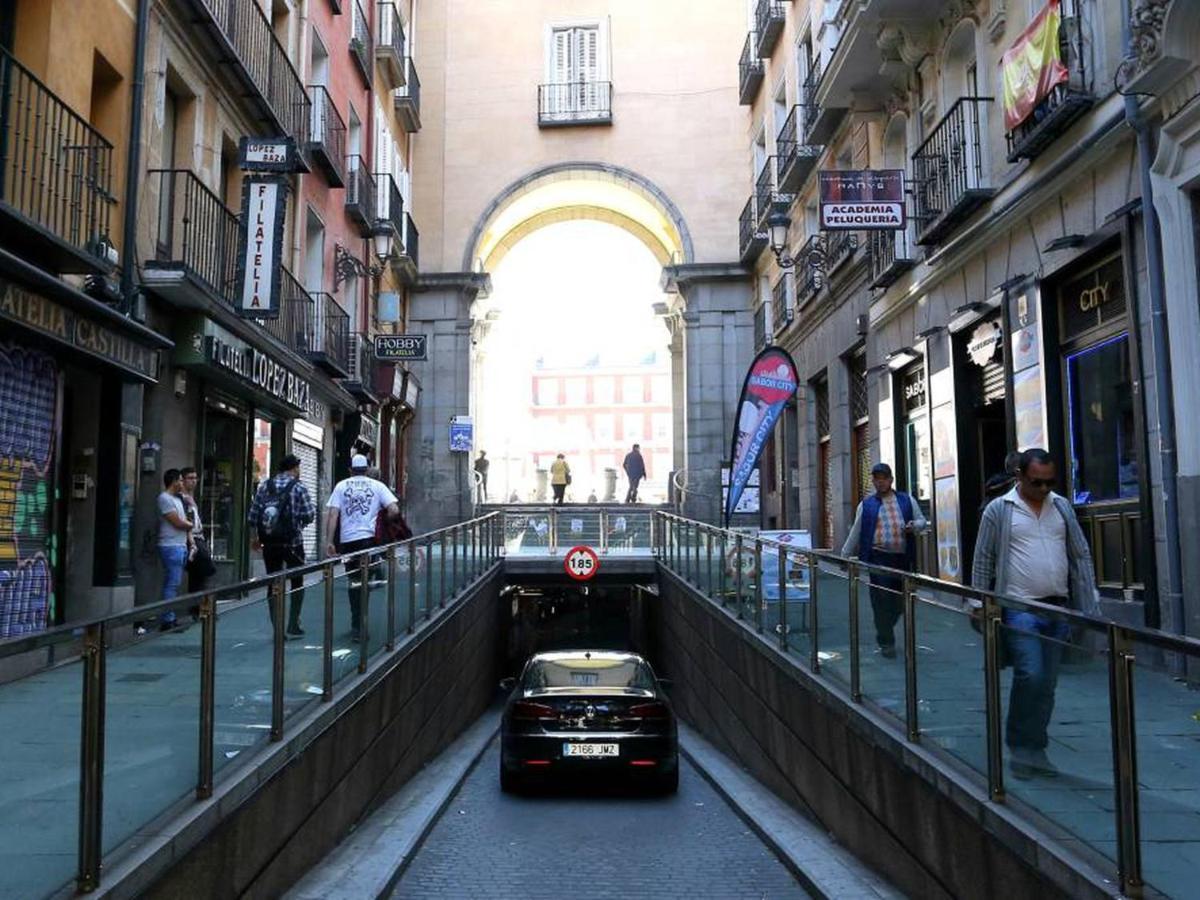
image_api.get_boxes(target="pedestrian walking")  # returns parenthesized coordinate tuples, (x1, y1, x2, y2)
(180, 466, 215, 620)
(550, 453, 571, 506)
(474, 451, 490, 503)
(156, 468, 194, 630)
(841, 462, 926, 658)
(249, 454, 316, 637)
(325, 454, 400, 640)
(622, 443, 646, 503)
(971, 448, 1100, 780)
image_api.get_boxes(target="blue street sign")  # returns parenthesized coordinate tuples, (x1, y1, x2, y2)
(449, 416, 473, 452)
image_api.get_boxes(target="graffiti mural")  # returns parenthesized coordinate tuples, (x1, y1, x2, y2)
(0, 343, 59, 637)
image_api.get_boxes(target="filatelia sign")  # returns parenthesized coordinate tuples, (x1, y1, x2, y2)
(373, 334, 427, 360)
(818, 169, 905, 230)
(234, 175, 288, 319)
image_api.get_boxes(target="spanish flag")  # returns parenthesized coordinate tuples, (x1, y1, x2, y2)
(1000, 0, 1069, 131)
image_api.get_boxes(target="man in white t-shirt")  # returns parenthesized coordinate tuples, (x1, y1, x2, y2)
(325, 454, 400, 639)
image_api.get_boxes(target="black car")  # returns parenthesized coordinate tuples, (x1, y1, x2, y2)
(499, 650, 679, 794)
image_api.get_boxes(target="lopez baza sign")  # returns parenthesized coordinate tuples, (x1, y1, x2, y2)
(374, 334, 427, 361)
(237, 137, 300, 173)
(206, 330, 313, 414)
(818, 169, 906, 230)
(235, 175, 288, 319)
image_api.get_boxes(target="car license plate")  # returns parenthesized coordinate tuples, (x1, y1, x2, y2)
(563, 742, 618, 757)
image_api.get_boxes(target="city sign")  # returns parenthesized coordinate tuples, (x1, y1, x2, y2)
(234, 175, 288, 319)
(238, 136, 301, 173)
(564, 545, 600, 581)
(818, 169, 905, 230)
(449, 415, 473, 452)
(374, 334, 427, 361)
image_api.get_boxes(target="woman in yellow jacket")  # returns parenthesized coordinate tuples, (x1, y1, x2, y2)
(549, 453, 571, 506)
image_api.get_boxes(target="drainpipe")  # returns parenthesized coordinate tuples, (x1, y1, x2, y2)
(120, 0, 150, 312)
(1121, 0, 1184, 637)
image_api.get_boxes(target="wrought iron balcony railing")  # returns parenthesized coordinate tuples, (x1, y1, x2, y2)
(344, 332, 380, 400)
(868, 228, 916, 290)
(399, 211, 419, 271)
(395, 58, 421, 132)
(350, 0, 374, 84)
(755, 0, 786, 58)
(269, 267, 317, 356)
(802, 61, 822, 142)
(307, 85, 346, 187)
(345, 155, 376, 235)
(754, 302, 770, 351)
(739, 195, 767, 263)
(0, 47, 115, 272)
(310, 290, 351, 376)
(738, 33, 764, 105)
(538, 81, 613, 126)
(375, 172, 404, 243)
(912, 96, 995, 245)
(794, 234, 825, 307)
(826, 229, 859, 275)
(376, 2, 407, 90)
(754, 157, 782, 231)
(776, 105, 822, 192)
(771, 272, 794, 333)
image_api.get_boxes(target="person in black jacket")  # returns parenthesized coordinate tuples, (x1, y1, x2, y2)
(623, 444, 646, 503)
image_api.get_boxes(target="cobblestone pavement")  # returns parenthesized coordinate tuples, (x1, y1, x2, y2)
(390, 742, 811, 900)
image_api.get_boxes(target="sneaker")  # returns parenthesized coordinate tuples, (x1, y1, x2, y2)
(1027, 748, 1059, 777)
(286, 624, 306, 638)
(1009, 747, 1058, 779)
(878, 643, 897, 659)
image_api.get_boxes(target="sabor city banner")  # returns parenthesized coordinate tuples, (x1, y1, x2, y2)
(235, 175, 289, 319)
(1000, 0, 1068, 130)
(724, 346, 799, 525)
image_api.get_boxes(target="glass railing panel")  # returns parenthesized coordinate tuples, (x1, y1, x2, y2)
(0, 653, 82, 898)
(811, 560, 849, 681)
(998, 615, 1116, 868)
(363, 549, 388, 658)
(856, 565, 906, 720)
(280, 571, 325, 720)
(393, 544, 414, 639)
(213, 590, 275, 776)
(560, 510, 601, 552)
(1131, 638, 1200, 897)
(913, 590, 985, 774)
(328, 566, 363, 686)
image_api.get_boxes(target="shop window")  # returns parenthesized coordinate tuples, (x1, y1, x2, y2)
(813, 376, 833, 548)
(848, 352, 870, 504)
(1065, 334, 1138, 504)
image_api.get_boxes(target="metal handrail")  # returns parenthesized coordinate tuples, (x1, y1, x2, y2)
(911, 95, 994, 233)
(350, 0, 374, 79)
(537, 81, 614, 124)
(0, 513, 503, 893)
(654, 511, 1200, 894)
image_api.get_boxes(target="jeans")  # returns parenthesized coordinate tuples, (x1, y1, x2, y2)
(158, 544, 188, 625)
(552, 484, 566, 505)
(340, 537, 376, 633)
(625, 477, 642, 503)
(1004, 606, 1071, 750)
(263, 544, 305, 629)
(867, 550, 908, 648)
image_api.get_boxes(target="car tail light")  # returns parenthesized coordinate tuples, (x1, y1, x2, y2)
(628, 702, 668, 719)
(629, 759, 657, 767)
(511, 701, 556, 719)
(523, 759, 551, 766)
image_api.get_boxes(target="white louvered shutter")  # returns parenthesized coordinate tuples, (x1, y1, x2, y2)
(577, 27, 600, 112)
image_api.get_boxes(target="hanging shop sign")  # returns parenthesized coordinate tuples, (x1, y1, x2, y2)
(0, 282, 160, 381)
(818, 169, 905, 230)
(357, 413, 380, 448)
(967, 321, 1003, 367)
(373, 334, 427, 361)
(237, 136, 301, 173)
(402, 371, 420, 410)
(234, 175, 289, 319)
(449, 415, 473, 452)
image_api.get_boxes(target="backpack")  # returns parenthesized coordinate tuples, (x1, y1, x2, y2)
(259, 478, 299, 544)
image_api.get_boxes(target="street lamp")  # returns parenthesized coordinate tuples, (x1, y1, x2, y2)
(371, 223, 394, 267)
(767, 209, 796, 268)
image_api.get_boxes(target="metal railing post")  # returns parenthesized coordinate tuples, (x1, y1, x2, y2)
(734, 533, 744, 619)
(439, 531, 447, 610)
(848, 562, 861, 702)
(982, 594, 1004, 800)
(271, 577, 286, 740)
(754, 541, 764, 634)
(357, 554, 370, 673)
(77, 621, 106, 893)
(600, 510, 608, 554)
(428, 535, 437, 619)
(408, 542, 419, 632)
(693, 523, 701, 584)
(706, 529, 713, 596)
(1108, 625, 1143, 892)
(778, 546, 789, 651)
(451, 526, 459, 595)
(550, 509, 558, 553)
(903, 574, 918, 741)
(718, 531, 728, 606)
(808, 555, 819, 670)
(322, 563, 335, 700)
(386, 546, 396, 651)
(197, 594, 217, 799)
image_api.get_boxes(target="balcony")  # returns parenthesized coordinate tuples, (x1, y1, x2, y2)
(307, 85, 346, 188)
(0, 48, 115, 274)
(376, 2, 407, 91)
(794, 234, 824, 308)
(1004, 0, 1093, 162)
(912, 97, 996, 246)
(825, 229, 858, 276)
(776, 105, 822, 192)
(739, 196, 767, 263)
(375, 172, 404, 245)
(771, 272, 794, 333)
(538, 81, 613, 127)
(754, 158, 787, 232)
(185, 0, 310, 145)
(755, 0, 786, 58)
(394, 58, 421, 132)
(754, 303, 770, 351)
(343, 332, 381, 402)
(738, 33, 764, 105)
(345, 155, 376, 235)
(310, 291, 351, 377)
(802, 59, 846, 144)
(350, 0, 374, 86)
(143, 169, 314, 357)
(868, 229, 916, 290)
(394, 211, 419, 282)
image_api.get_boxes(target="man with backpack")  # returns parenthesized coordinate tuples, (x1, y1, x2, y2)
(325, 454, 400, 640)
(249, 454, 316, 637)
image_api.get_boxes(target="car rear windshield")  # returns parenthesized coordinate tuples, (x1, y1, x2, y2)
(524, 658, 656, 690)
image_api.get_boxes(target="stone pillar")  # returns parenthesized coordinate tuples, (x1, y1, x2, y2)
(404, 273, 487, 533)
(670, 264, 754, 525)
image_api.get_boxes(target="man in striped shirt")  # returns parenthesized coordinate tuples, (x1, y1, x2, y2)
(842, 463, 926, 658)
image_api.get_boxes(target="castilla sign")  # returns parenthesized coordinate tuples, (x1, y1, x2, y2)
(819, 169, 906, 230)
(234, 175, 288, 319)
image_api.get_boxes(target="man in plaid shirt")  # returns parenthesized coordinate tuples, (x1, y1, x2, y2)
(249, 454, 316, 637)
(842, 462, 926, 658)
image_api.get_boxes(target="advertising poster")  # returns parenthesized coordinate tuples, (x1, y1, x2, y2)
(1011, 324, 1039, 372)
(721, 467, 760, 514)
(1013, 367, 1046, 449)
(934, 477, 961, 583)
(724, 346, 799, 524)
(931, 404, 957, 480)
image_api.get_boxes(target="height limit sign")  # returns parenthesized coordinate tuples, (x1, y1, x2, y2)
(564, 545, 599, 581)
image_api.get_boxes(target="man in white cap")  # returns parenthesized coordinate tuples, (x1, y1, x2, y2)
(325, 454, 400, 640)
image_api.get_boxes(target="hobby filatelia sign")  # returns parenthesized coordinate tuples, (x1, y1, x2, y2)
(235, 175, 289, 319)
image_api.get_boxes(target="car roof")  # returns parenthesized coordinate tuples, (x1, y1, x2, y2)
(528, 650, 646, 665)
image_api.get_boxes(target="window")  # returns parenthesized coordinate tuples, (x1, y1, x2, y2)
(814, 376, 833, 548)
(536, 378, 558, 406)
(848, 353, 870, 505)
(565, 378, 587, 405)
(1066, 335, 1138, 504)
(548, 24, 604, 85)
(652, 413, 671, 441)
(622, 375, 643, 404)
(594, 377, 615, 404)
(623, 413, 643, 442)
(594, 414, 614, 443)
(649, 376, 669, 405)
